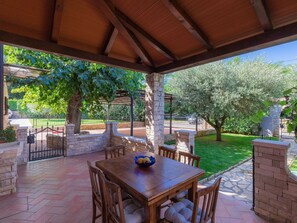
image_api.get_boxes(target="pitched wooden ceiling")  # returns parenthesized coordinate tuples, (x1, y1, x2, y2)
(1, 0, 297, 74)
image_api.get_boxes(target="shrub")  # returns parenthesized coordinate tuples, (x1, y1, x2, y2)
(223, 117, 260, 135)
(8, 99, 19, 111)
(0, 126, 16, 143)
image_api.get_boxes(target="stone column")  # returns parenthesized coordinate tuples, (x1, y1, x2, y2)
(65, 124, 75, 156)
(252, 139, 297, 222)
(16, 126, 28, 164)
(145, 73, 164, 152)
(175, 130, 196, 154)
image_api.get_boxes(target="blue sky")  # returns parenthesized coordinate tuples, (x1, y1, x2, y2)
(229, 40, 297, 65)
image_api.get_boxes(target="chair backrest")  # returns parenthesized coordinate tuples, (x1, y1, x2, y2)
(105, 145, 126, 159)
(158, 146, 176, 159)
(100, 173, 126, 223)
(192, 177, 222, 223)
(178, 151, 201, 168)
(87, 161, 104, 211)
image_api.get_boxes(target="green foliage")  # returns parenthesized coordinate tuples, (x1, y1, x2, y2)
(167, 59, 291, 140)
(4, 46, 145, 129)
(223, 117, 260, 135)
(0, 126, 16, 143)
(8, 99, 19, 111)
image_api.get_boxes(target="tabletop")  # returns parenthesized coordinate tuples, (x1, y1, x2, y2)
(95, 151, 205, 203)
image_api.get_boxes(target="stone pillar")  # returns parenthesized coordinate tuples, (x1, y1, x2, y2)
(16, 126, 28, 164)
(252, 139, 297, 222)
(145, 73, 164, 152)
(65, 124, 75, 156)
(175, 130, 196, 154)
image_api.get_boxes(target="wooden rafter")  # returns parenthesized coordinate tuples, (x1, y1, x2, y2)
(116, 10, 177, 61)
(161, 0, 212, 50)
(250, 0, 272, 31)
(51, 0, 64, 42)
(155, 21, 297, 74)
(0, 30, 152, 73)
(103, 27, 118, 56)
(95, 0, 154, 66)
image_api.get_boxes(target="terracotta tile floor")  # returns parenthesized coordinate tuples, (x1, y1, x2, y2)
(0, 152, 267, 223)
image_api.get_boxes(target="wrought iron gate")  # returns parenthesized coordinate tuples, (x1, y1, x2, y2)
(28, 125, 65, 161)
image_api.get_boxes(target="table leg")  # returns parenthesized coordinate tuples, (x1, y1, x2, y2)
(188, 180, 198, 202)
(144, 203, 157, 223)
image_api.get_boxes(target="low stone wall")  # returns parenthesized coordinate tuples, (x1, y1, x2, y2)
(196, 129, 216, 137)
(0, 142, 20, 196)
(65, 123, 112, 156)
(110, 122, 147, 152)
(253, 139, 297, 222)
(80, 121, 144, 130)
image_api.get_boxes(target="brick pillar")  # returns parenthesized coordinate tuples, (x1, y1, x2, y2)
(252, 139, 297, 222)
(175, 130, 196, 154)
(145, 73, 164, 152)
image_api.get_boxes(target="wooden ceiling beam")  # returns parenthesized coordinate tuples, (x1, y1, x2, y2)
(51, 0, 64, 42)
(155, 21, 297, 74)
(95, 0, 154, 66)
(0, 30, 152, 73)
(250, 0, 273, 31)
(103, 26, 118, 56)
(161, 0, 212, 50)
(116, 10, 177, 61)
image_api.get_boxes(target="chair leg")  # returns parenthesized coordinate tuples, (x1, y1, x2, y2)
(92, 201, 96, 223)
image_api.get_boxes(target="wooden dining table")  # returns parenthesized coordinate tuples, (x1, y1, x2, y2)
(95, 151, 204, 223)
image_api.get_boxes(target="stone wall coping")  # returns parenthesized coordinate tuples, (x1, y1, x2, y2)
(114, 134, 147, 145)
(252, 139, 290, 149)
(0, 141, 21, 155)
(175, 130, 197, 135)
(66, 124, 75, 127)
(17, 126, 28, 130)
(75, 134, 104, 139)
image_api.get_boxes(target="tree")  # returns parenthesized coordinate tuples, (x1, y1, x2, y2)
(167, 59, 290, 141)
(5, 46, 144, 133)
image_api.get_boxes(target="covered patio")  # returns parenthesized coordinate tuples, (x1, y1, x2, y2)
(1, 0, 297, 222)
(0, 152, 266, 223)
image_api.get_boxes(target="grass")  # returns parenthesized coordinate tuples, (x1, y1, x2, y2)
(289, 158, 297, 172)
(29, 118, 120, 128)
(168, 133, 277, 179)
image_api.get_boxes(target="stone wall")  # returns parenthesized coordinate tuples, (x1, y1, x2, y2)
(145, 73, 164, 152)
(65, 123, 112, 156)
(0, 142, 19, 196)
(110, 122, 147, 152)
(16, 126, 29, 164)
(80, 121, 144, 130)
(253, 139, 297, 222)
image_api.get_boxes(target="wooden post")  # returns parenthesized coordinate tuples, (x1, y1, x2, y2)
(130, 95, 134, 136)
(0, 44, 4, 130)
(169, 96, 173, 134)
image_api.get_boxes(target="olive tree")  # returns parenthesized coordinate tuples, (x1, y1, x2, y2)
(168, 59, 289, 141)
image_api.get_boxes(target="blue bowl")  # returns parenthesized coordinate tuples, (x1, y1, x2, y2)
(134, 155, 156, 168)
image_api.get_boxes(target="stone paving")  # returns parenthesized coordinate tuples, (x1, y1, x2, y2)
(203, 134, 297, 205)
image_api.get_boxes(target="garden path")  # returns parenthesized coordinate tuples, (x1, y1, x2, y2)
(202, 134, 297, 205)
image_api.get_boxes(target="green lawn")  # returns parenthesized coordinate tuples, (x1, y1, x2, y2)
(290, 158, 297, 172)
(29, 118, 119, 128)
(168, 133, 277, 179)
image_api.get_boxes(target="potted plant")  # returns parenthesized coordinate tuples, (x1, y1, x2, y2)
(0, 126, 16, 143)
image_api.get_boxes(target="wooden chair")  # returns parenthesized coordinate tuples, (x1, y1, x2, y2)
(105, 144, 126, 159)
(164, 177, 222, 223)
(158, 146, 176, 160)
(178, 151, 201, 168)
(171, 152, 201, 201)
(87, 161, 105, 223)
(100, 171, 144, 223)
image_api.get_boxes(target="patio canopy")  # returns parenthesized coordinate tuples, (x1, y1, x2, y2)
(1, 0, 297, 74)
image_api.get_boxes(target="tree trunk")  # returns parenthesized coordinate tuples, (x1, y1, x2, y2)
(66, 92, 83, 134)
(215, 127, 222, 141)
